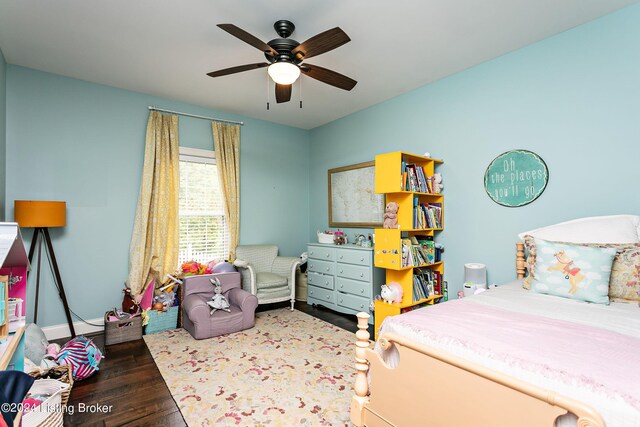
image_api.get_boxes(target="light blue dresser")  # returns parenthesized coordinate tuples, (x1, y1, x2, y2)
(307, 243, 384, 325)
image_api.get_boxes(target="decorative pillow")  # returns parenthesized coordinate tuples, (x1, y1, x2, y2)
(529, 238, 617, 304)
(523, 235, 640, 302)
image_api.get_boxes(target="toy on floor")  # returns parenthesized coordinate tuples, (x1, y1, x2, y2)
(207, 278, 231, 315)
(381, 282, 404, 303)
(54, 336, 103, 380)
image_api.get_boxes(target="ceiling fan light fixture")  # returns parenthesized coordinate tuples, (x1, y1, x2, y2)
(268, 62, 300, 85)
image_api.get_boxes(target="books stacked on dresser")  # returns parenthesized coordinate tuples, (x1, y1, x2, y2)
(413, 198, 442, 229)
(401, 162, 438, 193)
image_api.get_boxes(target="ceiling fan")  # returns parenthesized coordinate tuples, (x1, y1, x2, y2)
(207, 20, 357, 104)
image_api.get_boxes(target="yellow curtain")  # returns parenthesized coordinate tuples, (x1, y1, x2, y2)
(127, 111, 180, 295)
(212, 121, 240, 261)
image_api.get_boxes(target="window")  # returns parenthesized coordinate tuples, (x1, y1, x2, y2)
(178, 147, 229, 264)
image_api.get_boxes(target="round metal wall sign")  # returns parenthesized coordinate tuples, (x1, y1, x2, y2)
(484, 150, 548, 207)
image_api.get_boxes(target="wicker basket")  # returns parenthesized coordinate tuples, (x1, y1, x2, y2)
(28, 365, 74, 406)
(104, 311, 143, 345)
(26, 366, 74, 427)
(145, 305, 179, 334)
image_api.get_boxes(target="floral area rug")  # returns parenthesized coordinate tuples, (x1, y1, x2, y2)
(143, 309, 356, 426)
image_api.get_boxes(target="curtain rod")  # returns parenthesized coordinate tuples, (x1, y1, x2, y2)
(148, 106, 244, 126)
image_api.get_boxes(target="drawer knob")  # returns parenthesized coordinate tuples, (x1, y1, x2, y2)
(340, 284, 343, 288)
(360, 257, 364, 262)
(360, 273, 364, 277)
(326, 295, 330, 300)
(310, 264, 314, 269)
(326, 267, 330, 271)
(340, 269, 343, 274)
(310, 251, 314, 255)
(310, 290, 313, 295)
(360, 289, 364, 293)
(326, 253, 330, 257)
(340, 298, 343, 303)
(339, 255, 343, 259)
(360, 304, 364, 309)
(325, 281, 329, 286)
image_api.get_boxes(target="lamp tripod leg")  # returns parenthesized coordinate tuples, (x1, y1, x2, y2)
(42, 228, 76, 338)
(34, 229, 42, 324)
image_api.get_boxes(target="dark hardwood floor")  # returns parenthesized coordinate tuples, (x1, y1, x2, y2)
(56, 301, 365, 426)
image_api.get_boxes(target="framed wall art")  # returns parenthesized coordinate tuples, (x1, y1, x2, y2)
(328, 161, 385, 227)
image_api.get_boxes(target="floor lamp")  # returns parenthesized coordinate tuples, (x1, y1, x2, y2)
(14, 200, 76, 337)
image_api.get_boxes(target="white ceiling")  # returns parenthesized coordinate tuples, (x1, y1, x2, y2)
(0, 0, 636, 129)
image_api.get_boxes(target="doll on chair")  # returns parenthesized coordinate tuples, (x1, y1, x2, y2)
(207, 277, 231, 315)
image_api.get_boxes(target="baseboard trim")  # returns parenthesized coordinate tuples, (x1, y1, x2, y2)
(42, 317, 104, 341)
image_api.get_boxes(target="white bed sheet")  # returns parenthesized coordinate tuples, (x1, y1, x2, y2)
(376, 280, 640, 427)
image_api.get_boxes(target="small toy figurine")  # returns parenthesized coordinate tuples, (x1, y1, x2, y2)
(208, 277, 231, 315)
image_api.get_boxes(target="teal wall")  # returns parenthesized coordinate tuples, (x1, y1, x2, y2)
(5, 66, 309, 327)
(309, 5, 640, 292)
(0, 48, 6, 221)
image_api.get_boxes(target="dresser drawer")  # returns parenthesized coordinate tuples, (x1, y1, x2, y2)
(308, 285, 335, 304)
(308, 246, 335, 261)
(308, 272, 334, 290)
(337, 292, 370, 312)
(336, 263, 370, 282)
(336, 277, 371, 298)
(336, 249, 372, 267)
(308, 259, 335, 276)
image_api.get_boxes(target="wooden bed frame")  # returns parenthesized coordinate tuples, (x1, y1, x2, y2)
(350, 243, 605, 427)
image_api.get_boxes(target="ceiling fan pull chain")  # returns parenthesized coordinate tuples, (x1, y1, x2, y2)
(266, 73, 270, 110)
(299, 77, 303, 109)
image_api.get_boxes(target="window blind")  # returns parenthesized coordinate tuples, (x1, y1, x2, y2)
(178, 149, 229, 265)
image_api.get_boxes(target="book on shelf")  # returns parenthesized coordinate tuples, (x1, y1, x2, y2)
(412, 268, 441, 302)
(413, 198, 442, 229)
(400, 163, 437, 193)
(415, 235, 435, 264)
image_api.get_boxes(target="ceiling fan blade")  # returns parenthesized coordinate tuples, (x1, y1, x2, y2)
(217, 24, 278, 57)
(207, 62, 269, 78)
(275, 83, 292, 103)
(292, 27, 350, 60)
(300, 64, 357, 91)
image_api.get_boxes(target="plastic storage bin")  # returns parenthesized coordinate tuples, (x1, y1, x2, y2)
(145, 305, 179, 334)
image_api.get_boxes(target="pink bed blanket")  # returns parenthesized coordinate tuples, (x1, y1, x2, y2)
(385, 299, 640, 409)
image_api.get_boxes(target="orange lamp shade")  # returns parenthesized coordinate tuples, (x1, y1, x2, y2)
(14, 200, 66, 228)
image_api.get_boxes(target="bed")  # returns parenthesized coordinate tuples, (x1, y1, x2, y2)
(351, 215, 640, 427)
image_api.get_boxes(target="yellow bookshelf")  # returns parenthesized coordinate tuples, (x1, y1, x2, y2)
(373, 151, 445, 338)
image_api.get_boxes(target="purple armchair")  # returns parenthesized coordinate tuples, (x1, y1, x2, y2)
(182, 272, 258, 340)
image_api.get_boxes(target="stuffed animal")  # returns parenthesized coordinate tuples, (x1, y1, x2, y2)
(121, 287, 139, 314)
(54, 336, 103, 380)
(433, 173, 443, 193)
(381, 282, 403, 303)
(207, 278, 231, 315)
(383, 202, 399, 229)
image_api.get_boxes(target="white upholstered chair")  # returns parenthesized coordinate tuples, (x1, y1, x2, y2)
(233, 245, 301, 310)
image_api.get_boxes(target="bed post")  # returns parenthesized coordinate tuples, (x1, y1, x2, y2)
(516, 242, 526, 279)
(350, 312, 370, 427)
